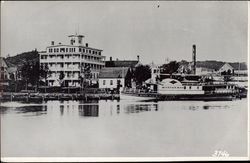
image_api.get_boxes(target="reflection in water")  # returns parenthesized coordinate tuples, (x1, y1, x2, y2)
(0, 106, 9, 114)
(78, 105, 99, 117)
(60, 105, 64, 115)
(182, 104, 231, 111)
(203, 106, 209, 110)
(15, 105, 47, 116)
(203, 105, 230, 110)
(117, 104, 120, 114)
(124, 104, 158, 114)
(0, 99, 247, 157)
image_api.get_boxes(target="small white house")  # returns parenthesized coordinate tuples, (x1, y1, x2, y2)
(218, 63, 234, 74)
(99, 67, 128, 90)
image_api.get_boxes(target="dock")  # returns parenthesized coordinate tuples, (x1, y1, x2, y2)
(0, 92, 120, 102)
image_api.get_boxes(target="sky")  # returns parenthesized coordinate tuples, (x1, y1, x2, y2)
(1, 1, 248, 64)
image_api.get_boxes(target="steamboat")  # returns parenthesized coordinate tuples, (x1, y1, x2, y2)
(121, 78, 242, 101)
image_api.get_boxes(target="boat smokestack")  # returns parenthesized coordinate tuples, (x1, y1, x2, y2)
(192, 44, 196, 75)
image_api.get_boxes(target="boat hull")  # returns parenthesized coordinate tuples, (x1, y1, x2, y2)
(120, 92, 235, 101)
(120, 93, 157, 101)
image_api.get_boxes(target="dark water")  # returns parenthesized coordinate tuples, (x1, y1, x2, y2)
(0, 99, 248, 157)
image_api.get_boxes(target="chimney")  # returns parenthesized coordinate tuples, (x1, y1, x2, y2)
(51, 41, 54, 46)
(116, 58, 118, 61)
(137, 55, 140, 61)
(110, 57, 112, 61)
(86, 43, 88, 47)
(192, 44, 196, 75)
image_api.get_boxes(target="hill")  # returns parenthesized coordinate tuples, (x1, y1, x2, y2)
(179, 60, 247, 71)
(5, 50, 39, 69)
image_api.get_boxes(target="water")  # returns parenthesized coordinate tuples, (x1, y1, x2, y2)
(0, 99, 248, 157)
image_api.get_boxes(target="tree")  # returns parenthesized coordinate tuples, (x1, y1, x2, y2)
(29, 62, 39, 87)
(83, 64, 91, 87)
(134, 64, 151, 86)
(20, 61, 41, 91)
(59, 71, 65, 87)
(40, 64, 51, 93)
(40, 64, 51, 85)
(125, 68, 133, 88)
(20, 62, 31, 90)
(161, 61, 179, 75)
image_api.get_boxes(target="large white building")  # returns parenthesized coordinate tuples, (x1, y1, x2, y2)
(40, 34, 105, 87)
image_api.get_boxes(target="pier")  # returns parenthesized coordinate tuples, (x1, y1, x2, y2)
(0, 92, 120, 102)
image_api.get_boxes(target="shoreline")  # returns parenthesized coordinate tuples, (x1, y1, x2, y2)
(0, 92, 120, 102)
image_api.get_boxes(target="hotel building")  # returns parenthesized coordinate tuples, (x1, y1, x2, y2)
(39, 34, 105, 87)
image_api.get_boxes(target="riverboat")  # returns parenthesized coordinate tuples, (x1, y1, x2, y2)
(121, 78, 239, 101)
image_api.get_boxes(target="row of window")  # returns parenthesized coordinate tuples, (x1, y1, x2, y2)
(49, 72, 99, 79)
(48, 48, 76, 53)
(42, 63, 103, 69)
(162, 86, 200, 89)
(48, 47, 101, 55)
(102, 79, 121, 86)
(79, 48, 101, 55)
(184, 86, 200, 89)
(103, 80, 114, 86)
(41, 54, 102, 61)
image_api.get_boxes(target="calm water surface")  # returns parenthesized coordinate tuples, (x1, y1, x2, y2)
(0, 99, 248, 157)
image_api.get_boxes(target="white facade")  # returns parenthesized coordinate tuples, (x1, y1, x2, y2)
(158, 79, 204, 95)
(40, 34, 105, 87)
(99, 78, 125, 90)
(218, 63, 234, 73)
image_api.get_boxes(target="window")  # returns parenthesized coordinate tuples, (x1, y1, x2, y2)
(60, 48, 65, 52)
(66, 48, 68, 52)
(189, 86, 192, 89)
(79, 48, 81, 52)
(103, 80, 106, 85)
(184, 86, 186, 89)
(110, 80, 113, 85)
(83, 49, 85, 53)
(197, 86, 199, 89)
(99, 51, 101, 55)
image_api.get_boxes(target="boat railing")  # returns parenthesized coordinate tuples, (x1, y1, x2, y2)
(122, 88, 157, 94)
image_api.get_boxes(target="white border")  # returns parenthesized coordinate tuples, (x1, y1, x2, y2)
(0, 1, 249, 162)
(1, 156, 249, 162)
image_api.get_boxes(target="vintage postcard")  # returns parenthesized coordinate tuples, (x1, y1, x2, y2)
(0, 1, 249, 162)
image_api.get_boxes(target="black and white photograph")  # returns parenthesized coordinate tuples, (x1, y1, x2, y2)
(0, 0, 249, 162)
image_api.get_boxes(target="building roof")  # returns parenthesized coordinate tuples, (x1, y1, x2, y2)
(46, 45, 103, 51)
(99, 67, 129, 79)
(105, 60, 139, 68)
(0, 57, 8, 68)
(228, 63, 247, 70)
(195, 61, 224, 70)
